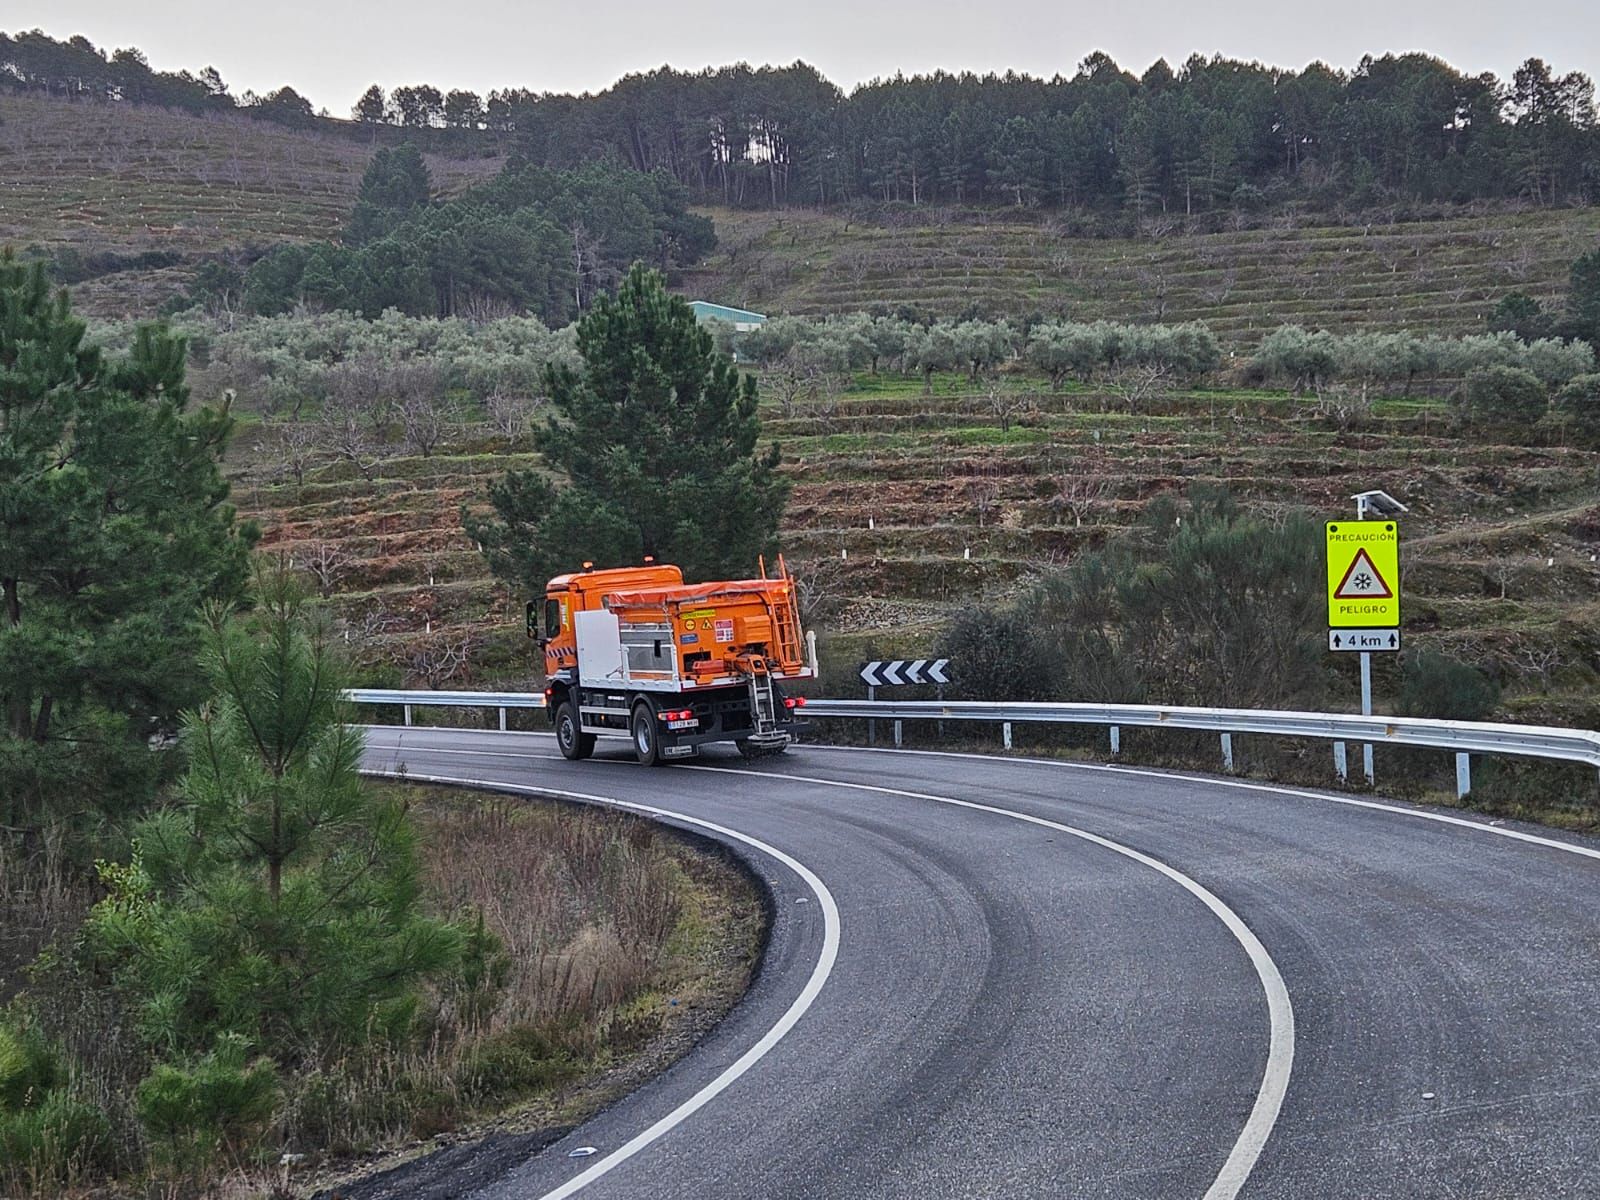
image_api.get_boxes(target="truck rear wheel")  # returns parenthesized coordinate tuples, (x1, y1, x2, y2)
(632, 703, 664, 767)
(555, 703, 594, 761)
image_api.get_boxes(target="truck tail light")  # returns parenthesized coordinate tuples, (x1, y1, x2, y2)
(783, 697, 797, 709)
(795, 696, 806, 707)
(658, 709, 695, 722)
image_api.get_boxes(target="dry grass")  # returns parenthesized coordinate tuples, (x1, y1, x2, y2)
(419, 789, 686, 1028)
(279, 782, 764, 1180)
(0, 842, 144, 1197)
(0, 782, 764, 1195)
(0, 92, 504, 317)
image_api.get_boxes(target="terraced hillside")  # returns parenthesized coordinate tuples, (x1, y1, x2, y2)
(0, 92, 502, 314)
(231, 374, 1600, 725)
(7, 92, 1599, 333)
(684, 207, 1600, 339)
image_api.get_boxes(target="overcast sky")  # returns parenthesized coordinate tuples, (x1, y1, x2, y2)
(13, 0, 1599, 110)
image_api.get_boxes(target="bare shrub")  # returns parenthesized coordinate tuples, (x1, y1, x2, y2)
(318, 395, 382, 480)
(1313, 384, 1374, 431)
(399, 390, 451, 457)
(1509, 641, 1566, 692)
(984, 381, 1036, 432)
(789, 555, 851, 626)
(1106, 362, 1175, 412)
(271, 419, 320, 486)
(338, 606, 402, 657)
(967, 476, 999, 528)
(485, 392, 540, 445)
(326, 355, 446, 444)
(300, 541, 352, 598)
(1047, 474, 1115, 527)
(393, 629, 474, 688)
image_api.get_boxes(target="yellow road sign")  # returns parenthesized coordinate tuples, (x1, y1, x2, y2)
(1326, 521, 1400, 629)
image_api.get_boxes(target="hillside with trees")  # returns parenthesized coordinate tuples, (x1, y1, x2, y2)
(7, 29, 1599, 219)
(233, 149, 715, 324)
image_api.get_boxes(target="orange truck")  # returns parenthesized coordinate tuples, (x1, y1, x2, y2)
(531, 557, 817, 764)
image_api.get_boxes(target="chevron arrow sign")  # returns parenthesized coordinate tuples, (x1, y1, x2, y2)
(859, 659, 952, 687)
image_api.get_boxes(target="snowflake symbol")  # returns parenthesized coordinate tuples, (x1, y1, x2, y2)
(1353, 572, 1374, 589)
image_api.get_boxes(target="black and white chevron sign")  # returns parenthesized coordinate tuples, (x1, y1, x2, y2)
(859, 658, 951, 687)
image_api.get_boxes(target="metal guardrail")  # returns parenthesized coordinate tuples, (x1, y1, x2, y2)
(345, 688, 545, 731)
(343, 689, 1600, 799)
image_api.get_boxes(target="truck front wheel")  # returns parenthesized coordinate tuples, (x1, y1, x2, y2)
(632, 703, 664, 767)
(555, 703, 594, 761)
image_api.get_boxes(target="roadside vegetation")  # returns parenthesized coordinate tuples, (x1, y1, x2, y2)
(924, 488, 1549, 821)
(0, 263, 763, 1196)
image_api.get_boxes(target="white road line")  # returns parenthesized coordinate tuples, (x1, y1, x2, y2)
(683, 761, 1294, 1200)
(362, 728, 1600, 864)
(359, 765, 841, 1200)
(361, 728, 1600, 1197)
(794, 742, 1600, 863)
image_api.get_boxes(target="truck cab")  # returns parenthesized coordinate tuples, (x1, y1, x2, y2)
(537, 562, 684, 677)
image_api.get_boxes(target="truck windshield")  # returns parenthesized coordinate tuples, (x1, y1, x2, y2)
(544, 598, 562, 639)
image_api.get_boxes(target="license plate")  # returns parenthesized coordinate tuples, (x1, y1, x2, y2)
(668, 719, 698, 730)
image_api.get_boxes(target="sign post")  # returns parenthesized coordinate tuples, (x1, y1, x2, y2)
(859, 659, 953, 749)
(1326, 509, 1401, 784)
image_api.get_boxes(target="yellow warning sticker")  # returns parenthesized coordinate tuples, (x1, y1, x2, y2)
(1326, 521, 1400, 628)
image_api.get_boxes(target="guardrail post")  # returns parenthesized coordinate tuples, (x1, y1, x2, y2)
(893, 719, 903, 748)
(499, 706, 507, 731)
(1109, 726, 1120, 756)
(1003, 721, 1013, 750)
(403, 704, 412, 727)
(1220, 732, 1234, 771)
(1333, 741, 1348, 783)
(1455, 753, 1471, 799)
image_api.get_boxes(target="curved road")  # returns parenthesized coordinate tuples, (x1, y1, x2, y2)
(362, 727, 1600, 1199)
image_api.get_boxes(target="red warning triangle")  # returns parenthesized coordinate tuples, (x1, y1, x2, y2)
(1334, 548, 1393, 599)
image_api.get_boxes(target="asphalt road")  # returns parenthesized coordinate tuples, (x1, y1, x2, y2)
(361, 726, 1600, 1200)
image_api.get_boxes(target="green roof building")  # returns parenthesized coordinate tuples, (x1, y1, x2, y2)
(689, 301, 768, 332)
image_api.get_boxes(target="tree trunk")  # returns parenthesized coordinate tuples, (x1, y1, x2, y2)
(2, 577, 29, 740)
(32, 695, 52, 744)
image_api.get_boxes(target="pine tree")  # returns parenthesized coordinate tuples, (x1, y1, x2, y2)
(344, 144, 431, 247)
(352, 83, 387, 124)
(0, 252, 255, 836)
(88, 567, 464, 1061)
(466, 264, 788, 590)
(1568, 248, 1600, 346)
(1117, 98, 1161, 220)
